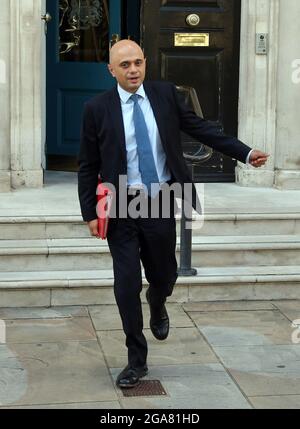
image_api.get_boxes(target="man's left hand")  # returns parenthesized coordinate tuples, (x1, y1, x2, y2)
(249, 150, 270, 168)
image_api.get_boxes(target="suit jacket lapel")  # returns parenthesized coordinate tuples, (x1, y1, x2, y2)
(143, 82, 168, 153)
(107, 86, 127, 165)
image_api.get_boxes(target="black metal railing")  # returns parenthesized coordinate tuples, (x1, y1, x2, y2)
(176, 85, 213, 276)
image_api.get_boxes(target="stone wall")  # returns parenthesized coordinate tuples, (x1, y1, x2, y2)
(237, 0, 300, 190)
(275, 0, 300, 189)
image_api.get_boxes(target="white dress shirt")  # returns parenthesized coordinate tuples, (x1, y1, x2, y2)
(118, 84, 171, 188)
(117, 84, 253, 189)
(246, 150, 254, 164)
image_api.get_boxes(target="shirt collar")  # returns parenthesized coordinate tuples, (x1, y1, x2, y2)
(118, 84, 146, 104)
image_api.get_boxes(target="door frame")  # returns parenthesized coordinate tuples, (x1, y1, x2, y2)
(42, 0, 47, 171)
(42, 0, 244, 177)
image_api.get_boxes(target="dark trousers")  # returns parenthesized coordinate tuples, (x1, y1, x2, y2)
(107, 192, 178, 368)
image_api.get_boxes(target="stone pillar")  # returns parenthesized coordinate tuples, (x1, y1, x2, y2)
(0, 2, 11, 192)
(10, 0, 44, 189)
(275, 0, 300, 190)
(236, 0, 280, 187)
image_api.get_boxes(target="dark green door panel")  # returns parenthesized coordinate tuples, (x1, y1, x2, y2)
(46, 0, 122, 159)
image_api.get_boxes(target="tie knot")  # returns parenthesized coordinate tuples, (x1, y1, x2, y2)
(131, 94, 140, 104)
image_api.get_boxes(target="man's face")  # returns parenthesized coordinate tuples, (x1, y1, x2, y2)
(108, 44, 146, 93)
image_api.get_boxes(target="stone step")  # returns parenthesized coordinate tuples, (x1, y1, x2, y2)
(1, 266, 300, 307)
(0, 235, 300, 272)
(0, 213, 300, 240)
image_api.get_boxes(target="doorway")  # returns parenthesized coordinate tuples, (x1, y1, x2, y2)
(142, 0, 242, 182)
(45, 0, 241, 182)
(45, 0, 123, 171)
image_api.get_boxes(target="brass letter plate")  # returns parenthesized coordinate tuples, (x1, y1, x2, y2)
(174, 33, 210, 47)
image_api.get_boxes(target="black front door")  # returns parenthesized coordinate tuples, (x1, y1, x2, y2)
(142, 0, 242, 182)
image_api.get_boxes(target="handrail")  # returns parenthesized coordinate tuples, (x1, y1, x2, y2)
(175, 85, 213, 277)
(176, 85, 213, 165)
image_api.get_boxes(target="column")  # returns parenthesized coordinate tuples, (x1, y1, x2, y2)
(9, 0, 44, 189)
(275, 0, 300, 189)
(236, 0, 280, 187)
(0, 2, 11, 192)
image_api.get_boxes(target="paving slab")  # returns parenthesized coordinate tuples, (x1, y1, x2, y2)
(0, 290, 50, 308)
(97, 328, 219, 368)
(183, 301, 276, 312)
(213, 344, 300, 396)
(1, 401, 121, 409)
(271, 300, 300, 323)
(190, 310, 293, 346)
(89, 304, 194, 331)
(188, 282, 300, 303)
(0, 306, 88, 320)
(110, 364, 251, 409)
(0, 341, 117, 407)
(51, 287, 116, 306)
(0, 345, 28, 406)
(249, 395, 300, 409)
(4, 317, 96, 344)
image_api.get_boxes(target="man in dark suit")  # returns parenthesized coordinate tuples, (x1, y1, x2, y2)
(78, 40, 269, 388)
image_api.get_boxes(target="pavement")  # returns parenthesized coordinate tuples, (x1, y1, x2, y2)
(1, 172, 300, 409)
(1, 171, 300, 217)
(1, 299, 300, 409)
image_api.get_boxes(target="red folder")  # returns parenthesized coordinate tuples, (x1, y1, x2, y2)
(96, 178, 114, 240)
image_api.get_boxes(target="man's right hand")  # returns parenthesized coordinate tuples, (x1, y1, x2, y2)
(88, 219, 100, 239)
(249, 150, 270, 168)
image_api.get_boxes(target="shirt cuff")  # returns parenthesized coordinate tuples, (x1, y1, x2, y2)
(246, 150, 254, 165)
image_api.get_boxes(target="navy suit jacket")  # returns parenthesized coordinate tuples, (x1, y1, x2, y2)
(78, 81, 252, 222)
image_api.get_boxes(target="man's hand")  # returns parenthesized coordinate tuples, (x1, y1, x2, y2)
(88, 219, 100, 239)
(249, 150, 270, 168)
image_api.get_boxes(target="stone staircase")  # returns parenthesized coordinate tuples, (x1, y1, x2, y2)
(1, 213, 300, 307)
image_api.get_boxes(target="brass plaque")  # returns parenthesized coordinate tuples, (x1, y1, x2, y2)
(174, 33, 209, 47)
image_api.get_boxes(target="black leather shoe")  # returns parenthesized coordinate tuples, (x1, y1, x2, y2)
(116, 365, 148, 389)
(146, 288, 170, 341)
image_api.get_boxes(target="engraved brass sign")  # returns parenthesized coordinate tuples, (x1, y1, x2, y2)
(174, 33, 210, 47)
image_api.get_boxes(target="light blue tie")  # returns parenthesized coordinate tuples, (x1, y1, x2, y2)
(131, 94, 160, 197)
